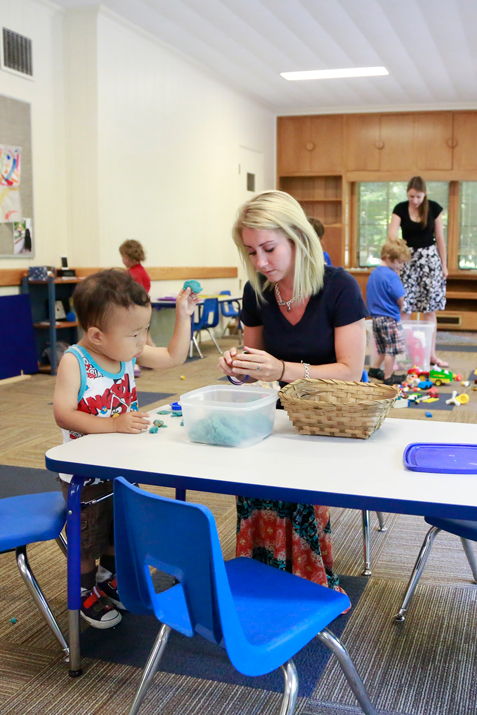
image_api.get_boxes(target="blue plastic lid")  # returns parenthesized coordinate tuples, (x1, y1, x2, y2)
(404, 443, 477, 474)
(171, 401, 182, 411)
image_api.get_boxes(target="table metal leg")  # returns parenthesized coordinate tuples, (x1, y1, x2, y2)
(175, 489, 186, 501)
(66, 475, 86, 676)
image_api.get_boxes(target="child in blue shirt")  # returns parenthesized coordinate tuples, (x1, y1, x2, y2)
(367, 238, 411, 385)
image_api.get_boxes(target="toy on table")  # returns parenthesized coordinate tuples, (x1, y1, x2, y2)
(462, 381, 470, 387)
(418, 380, 432, 390)
(456, 393, 470, 405)
(171, 402, 182, 411)
(425, 412, 433, 418)
(183, 280, 202, 294)
(427, 387, 439, 398)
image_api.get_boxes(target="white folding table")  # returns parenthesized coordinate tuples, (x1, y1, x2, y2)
(45, 413, 477, 675)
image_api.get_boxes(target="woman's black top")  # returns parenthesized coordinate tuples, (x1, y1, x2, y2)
(240, 266, 368, 367)
(392, 200, 443, 250)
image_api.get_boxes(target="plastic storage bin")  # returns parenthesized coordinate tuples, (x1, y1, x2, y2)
(180, 385, 277, 448)
(366, 320, 436, 372)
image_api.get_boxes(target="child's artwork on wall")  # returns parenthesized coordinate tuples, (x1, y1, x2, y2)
(0, 96, 33, 257)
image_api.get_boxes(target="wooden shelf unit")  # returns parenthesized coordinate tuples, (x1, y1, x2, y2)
(21, 275, 79, 374)
(278, 175, 345, 266)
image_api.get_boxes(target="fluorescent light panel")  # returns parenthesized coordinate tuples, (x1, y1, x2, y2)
(281, 66, 389, 81)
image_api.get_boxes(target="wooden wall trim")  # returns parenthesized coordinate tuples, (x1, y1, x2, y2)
(0, 266, 238, 287)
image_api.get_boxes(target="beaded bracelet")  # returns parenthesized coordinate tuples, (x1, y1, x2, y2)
(301, 360, 310, 379)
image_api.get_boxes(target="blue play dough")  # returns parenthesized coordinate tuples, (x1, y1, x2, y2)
(183, 280, 202, 294)
(66, 311, 76, 322)
(188, 412, 273, 447)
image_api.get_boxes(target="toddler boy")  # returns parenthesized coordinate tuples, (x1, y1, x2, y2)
(366, 238, 411, 385)
(53, 269, 197, 628)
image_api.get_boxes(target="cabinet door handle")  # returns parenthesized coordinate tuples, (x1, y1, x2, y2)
(447, 138, 458, 148)
(305, 141, 315, 151)
(375, 140, 384, 150)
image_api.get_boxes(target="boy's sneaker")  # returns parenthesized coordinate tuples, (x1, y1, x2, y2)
(134, 365, 141, 378)
(80, 586, 122, 629)
(383, 374, 406, 385)
(96, 575, 126, 611)
(368, 367, 384, 381)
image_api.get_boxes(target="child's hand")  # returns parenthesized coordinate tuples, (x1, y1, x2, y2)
(113, 411, 150, 434)
(176, 287, 199, 317)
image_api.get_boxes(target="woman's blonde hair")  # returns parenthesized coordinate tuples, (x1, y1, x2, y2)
(232, 190, 324, 301)
(119, 239, 145, 264)
(381, 237, 412, 262)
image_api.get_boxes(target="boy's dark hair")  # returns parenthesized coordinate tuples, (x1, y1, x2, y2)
(307, 216, 325, 240)
(73, 269, 150, 331)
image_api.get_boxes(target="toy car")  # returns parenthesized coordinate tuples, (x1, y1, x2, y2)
(429, 368, 454, 386)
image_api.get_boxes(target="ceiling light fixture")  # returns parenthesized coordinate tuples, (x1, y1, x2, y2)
(281, 66, 389, 81)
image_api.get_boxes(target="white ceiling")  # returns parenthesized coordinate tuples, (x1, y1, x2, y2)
(53, 0, 477, 114)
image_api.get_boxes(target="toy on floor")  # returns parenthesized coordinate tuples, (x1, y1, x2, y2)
(446, 391, 460, 406)
(183, 280, 203, 294)
(425, 412, 433, 418)
(430, 368, 454, 386)
(456, 393, 470, 405)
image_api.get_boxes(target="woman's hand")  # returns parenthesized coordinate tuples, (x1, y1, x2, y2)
(175, 287, 199, 317)
(442, 264, 449, 279)
(218, 346, 239, 377)
(229, 346, 283, 381)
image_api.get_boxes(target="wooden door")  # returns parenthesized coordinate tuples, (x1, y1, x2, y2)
(277, 116, 312, 174)
(345, 114, 380, 171)
(415, 112, 453, 170)
(380, 114, 415, 172)
(308, 115, 344, 172)
(453, 112, 477, 170)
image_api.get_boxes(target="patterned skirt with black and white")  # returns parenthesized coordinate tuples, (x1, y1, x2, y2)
(400, 244, 446, 314)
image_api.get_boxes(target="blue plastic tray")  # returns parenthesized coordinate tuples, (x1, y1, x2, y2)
(404, 443, 477, 474)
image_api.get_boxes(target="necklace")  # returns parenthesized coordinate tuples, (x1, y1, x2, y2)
(275, 283, 300, 312)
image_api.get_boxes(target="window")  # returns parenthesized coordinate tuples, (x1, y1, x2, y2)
(357, 182, 449, 267)
(459, 182, 477, 270)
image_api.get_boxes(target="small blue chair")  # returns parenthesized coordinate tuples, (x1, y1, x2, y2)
(114, 478, 376, 715)
(0, 492, 69, 660)
(360, 369, 387, 576)
(395, 516, 477, 622)
(219, 290, 242, 339)
(190, 297, 222, 358)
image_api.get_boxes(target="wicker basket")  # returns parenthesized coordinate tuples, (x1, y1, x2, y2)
(279, 378, 399, 440)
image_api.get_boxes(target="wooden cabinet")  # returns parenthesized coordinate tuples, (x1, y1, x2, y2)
(453, 112, 477, 170)
(415, 112, 453, 171)
(277, 115, 344, 175)
(278, 175, 344, 265)
(379, 114, 416, 172)
(345, 114, 380, 171)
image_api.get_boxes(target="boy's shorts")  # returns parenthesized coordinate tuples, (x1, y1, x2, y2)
(372, 316, 406, 356)
(59, 479, 113, 561)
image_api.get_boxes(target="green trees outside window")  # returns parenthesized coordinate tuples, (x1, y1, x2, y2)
(459, 182, 477, 270)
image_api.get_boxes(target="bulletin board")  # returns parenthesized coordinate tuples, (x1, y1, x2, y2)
(0, 95, 34, 257)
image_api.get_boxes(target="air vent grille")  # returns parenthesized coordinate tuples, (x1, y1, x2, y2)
(2, 28, 33, 77)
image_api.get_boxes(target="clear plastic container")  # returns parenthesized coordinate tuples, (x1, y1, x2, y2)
(366, 320, 436, 372)
(180, 385, 277, 448)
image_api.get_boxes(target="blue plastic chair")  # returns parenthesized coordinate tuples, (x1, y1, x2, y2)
(395, 516, 477, 622)
(0, 493, 69, 660)
(190, 297, 222, 358)
(114, 478, 376, 715)
(219, 290, 242, 339)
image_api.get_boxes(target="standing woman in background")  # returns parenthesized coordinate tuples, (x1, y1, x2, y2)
(388, 176, 448, 367)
